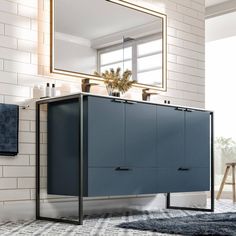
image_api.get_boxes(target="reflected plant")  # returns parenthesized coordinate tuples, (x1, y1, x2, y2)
(215, 137, 236, 156)
(94, 68, 134, 95)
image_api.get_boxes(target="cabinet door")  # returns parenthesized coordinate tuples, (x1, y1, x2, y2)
(157, 106, 185, 168)
(87, 96, 125, 167)
(125, 102, 157, 167)
(185, 110, 210, 168)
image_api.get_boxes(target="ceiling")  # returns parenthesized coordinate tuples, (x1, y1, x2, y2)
(205, 0, 231, 7)
(205, 0, 236, 19)
(206, 10, 236, 41)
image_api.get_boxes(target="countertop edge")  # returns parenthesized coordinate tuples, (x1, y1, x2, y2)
(36, 92, 214, 113)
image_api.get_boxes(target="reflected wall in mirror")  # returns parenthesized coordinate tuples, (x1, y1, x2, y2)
(51, 0, 167, 90)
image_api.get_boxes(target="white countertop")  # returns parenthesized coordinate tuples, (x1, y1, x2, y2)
(36, 92, 213, 113)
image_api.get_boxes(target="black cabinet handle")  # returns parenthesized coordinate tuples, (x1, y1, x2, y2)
(185, 108, 193, 112)
(126, 101, 137, 104)
(115, 167, 132, 171)
(175, 107, 193, 112)
(178, 167, 190, 171)
(175, 107, 185, 112)
(112, 99, 125, 103)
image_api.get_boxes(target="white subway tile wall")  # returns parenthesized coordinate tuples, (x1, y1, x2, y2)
(0, 0, 205, 220)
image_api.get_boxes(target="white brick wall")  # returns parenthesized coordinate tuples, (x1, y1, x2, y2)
(0, 178, 17, 189)
(0, 189, 30, 201)
(0, 0, 205, 221)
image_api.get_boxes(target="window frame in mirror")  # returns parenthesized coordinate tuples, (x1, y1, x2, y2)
(50, 0, 167, 91)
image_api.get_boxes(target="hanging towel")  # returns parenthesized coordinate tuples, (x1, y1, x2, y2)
(0, 104, 19, 156)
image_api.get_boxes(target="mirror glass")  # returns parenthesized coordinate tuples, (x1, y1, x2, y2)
(52, 0, 166, 89)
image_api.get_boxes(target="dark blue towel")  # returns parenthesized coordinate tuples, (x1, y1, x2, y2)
(0, 104, 19, 156)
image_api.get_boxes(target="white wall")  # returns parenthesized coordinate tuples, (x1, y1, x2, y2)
(0, 0, 205, 221)
(54, 34, 97, 74)
(206, 13, 236, 186)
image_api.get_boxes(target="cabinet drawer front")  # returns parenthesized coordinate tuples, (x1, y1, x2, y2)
(157, 168, 210, 193)
(88, 168, 158, 196)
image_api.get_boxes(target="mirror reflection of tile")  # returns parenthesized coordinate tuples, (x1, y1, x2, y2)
(0, 104, 19, 156)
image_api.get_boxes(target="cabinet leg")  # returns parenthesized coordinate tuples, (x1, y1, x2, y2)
(216, 166, 230, 200)
(36, 95, 84, 225)
(166, 191, 214, 212)
(232, 166, 236, 202)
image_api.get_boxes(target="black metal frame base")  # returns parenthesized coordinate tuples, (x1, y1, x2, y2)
(166, 112, 214, 212)
(36, 94, 214, 225)
(166, 192, 214, 212)
(37, 216, 81, 225)
(36, 94, 84, 225)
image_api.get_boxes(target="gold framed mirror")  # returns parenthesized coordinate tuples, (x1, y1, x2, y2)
(50, 0, 167, 91)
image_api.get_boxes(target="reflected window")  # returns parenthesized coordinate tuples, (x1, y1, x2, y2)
(98, 35, 162, 85)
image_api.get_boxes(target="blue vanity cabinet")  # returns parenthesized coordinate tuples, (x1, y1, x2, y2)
(156, 106, 211, 193)
(85, 96, 125, 168)
(125, 102, 157, 167)
(47, 94, 211, 197)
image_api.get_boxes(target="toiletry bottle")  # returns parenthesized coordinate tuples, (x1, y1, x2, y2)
(51, 84, 56, 97)
(46, 83, 50, 97)
(33, 85, 40, 99)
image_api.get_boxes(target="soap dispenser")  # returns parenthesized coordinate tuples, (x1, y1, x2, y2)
(45, 83, 50, 97)
(51, 84, 56, 97)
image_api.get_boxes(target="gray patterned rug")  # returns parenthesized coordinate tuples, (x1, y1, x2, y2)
(118, 212, 236, 235)
(0, 200, 235, 235)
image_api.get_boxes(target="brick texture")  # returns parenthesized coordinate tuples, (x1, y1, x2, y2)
(0, 0, 205, 220)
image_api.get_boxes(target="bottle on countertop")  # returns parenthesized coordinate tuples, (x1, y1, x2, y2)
(45, 83, 50, 97)
(51, 83, 56, 97)
(33, 85, 44, 99)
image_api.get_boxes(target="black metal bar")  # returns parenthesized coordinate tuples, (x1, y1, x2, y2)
(166, 112, 214, 212)
(166, 206, 214, 212)
(38, 216, 80, 225)
(79, 94, 84, 225)
(36, 103, 40, 219)
(36, 94, 83, 105)
(210, 112, 215, 211)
